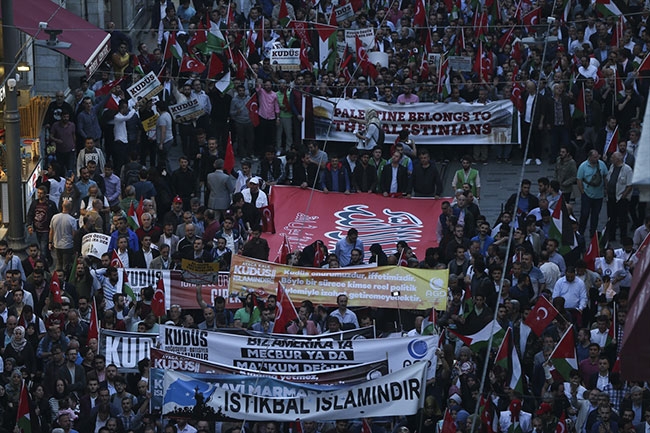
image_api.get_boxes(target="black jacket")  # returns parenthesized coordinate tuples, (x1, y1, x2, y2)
(379, 163, 411, 195)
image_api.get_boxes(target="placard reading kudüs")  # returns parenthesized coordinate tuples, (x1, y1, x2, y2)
(99, 329, 158, 372)
(162, 361, 427, 421)
(229, 255, 448, 310)
(127, 71, 163, 101)
(158, 326, 439, 379)
(119, 268, 234, 310)
(305, 98, 514, 145)
(81, 233, 111, 259)
(170, 98, 205, 123)
(270, 48, 300, 69)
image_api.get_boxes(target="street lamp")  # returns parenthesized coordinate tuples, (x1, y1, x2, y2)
(2, 0, 25, 245)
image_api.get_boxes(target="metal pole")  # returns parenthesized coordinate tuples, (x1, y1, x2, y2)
(2, 0, 25, 244)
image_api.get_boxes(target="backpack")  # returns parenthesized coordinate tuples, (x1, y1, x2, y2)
(124, 162, 142, 187)
(376, 126, 385, 147)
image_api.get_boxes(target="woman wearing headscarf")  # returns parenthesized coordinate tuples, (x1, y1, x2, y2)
(355, 109, 384, 151)
(3, 325, 36, 373)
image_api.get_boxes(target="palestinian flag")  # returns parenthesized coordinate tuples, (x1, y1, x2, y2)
(279, 0, 291, 27)
(16, 381, 31, 433)
(573, 84, 585, 119)
(421, 309, 437, 335)
(123, 268, 136, 303)
(132, 55, 145, 76)
(494, 328, 524, 393)
(314, 23, 337, 72)
(595, 0, 624, 18)
(549, 327, 578, 381)
(164, 31, 183, 60)
(207, 21, 227, 54)
(449, 319, 506, 352)
(549, 194, 578, 254)
(127, 201, 139, 230)
(638, 52, 650, 72)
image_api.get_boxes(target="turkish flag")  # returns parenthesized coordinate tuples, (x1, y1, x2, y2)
(511, 66, 523, 112)
(525, 295, 559, 336)
(50, 271, 63, 304)
(233, 50, 248, 80)
(188, 30, 207, 51)
(584, 231, 600, 270)
(111, 250, 124, 268)
(88, 296, 99, 341)
(441, 409, 457, 433)
(355, 35, 378, 80)
(180, 55, 206, 74)
(522, 8, 541, 33)
(94, 77, 124, 97)
(413, 0, 426, 27)
(152, 277, 166, 317)
(246, 93, 260, 127)
(300, 40, 312, 71)
(261, 204, 276, 233)
(313, 240, 326, 267)
(274, 234, 291, 264)
(272, 282, 299, 333)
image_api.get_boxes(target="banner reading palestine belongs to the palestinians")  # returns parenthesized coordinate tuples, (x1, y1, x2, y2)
(305, 98, 515, 145)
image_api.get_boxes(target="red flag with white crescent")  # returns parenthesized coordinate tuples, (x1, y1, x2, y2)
(261, 204, 276, 233)
(50, 271, 63, 304)
(300, 40, 312, 71)
(272, 282, 299, 333)
(88, 296, 99, 341)
(152, 277, 166, 317)
(525, 295, 560, 336)
(584, 231, 600, 270)
(522, 7, 541, 32)
(180, 55, 206, 74)
(246, 94, 260, 127)
(111, 250, 124, 268)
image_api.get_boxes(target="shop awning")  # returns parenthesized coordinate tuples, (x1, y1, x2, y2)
(2, 0, 111, 77)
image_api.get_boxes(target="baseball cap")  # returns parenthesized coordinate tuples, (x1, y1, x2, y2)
(173, 196, 183, 204)
(249, 177, 260, 185)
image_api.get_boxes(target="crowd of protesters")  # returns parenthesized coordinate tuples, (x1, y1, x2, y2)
(3, 0, 650, 431)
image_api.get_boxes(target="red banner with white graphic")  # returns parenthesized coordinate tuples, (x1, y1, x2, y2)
(266, 186, 444, 258)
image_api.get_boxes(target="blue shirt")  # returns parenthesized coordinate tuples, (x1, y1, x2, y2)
(470, 235, 494, 256)
(334, 237, 364, 266)
(577, 159, 608, 199)
(108, 229, 140, 252)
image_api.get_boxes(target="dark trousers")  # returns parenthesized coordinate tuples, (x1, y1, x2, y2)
(55, 151, 76, 176)
(629, 195, 646, 228)
(579, 193, 603, 238)
(522, 122, 541, 159)
(607, 197, 629, 240)
(257, 117, 276, 155)
(112, 141, 128, 174)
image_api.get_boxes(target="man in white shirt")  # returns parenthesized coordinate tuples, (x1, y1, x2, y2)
(552, 266, 587, 320)
(113, 100, 138, 173)
(329, 294, 359, 329)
